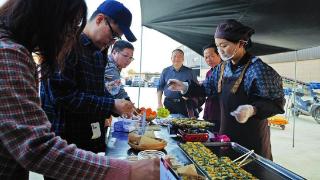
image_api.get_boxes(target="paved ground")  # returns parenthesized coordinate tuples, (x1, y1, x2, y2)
(29, 87, 320, 179)
(270, 114, 320, 179)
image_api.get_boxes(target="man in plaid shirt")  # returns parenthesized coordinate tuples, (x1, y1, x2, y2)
(41, 0, 136, 154)
(0, 0, 159, 179)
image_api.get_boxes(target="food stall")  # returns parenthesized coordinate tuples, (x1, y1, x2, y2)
(106, 115, 305, 180)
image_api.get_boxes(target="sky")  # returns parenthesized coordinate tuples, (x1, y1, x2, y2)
(0, 0, 181, 74)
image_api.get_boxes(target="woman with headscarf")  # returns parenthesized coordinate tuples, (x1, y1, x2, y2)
(167, 19, 285, 160)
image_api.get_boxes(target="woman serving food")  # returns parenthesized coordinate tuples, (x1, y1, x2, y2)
(167, 19, 285, 160)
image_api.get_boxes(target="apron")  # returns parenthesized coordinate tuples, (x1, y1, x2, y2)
(218, 59, 272, 160)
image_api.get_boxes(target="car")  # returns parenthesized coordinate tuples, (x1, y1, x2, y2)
(125, 78, 132, 86)
(148, 77, 160, 87)
(131, 77, 145, 87)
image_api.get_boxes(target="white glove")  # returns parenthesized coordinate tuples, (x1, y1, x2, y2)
(230, 105, 256, 123)
(167, 79, 189, 94)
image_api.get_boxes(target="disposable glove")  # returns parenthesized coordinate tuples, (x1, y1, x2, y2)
(230, 105, 256, 123)
(167, 79, 189, 94)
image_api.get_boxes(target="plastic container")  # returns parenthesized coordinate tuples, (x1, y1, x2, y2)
(114, 118, 139, 132)
(138, 150, 165, 160)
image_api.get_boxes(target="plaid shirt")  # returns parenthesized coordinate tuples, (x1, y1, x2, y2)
(40, 78, 63, 135)
(43, 33, 114, 152)
(0, 29, 129, 179)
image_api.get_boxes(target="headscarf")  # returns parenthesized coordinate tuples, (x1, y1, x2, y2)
(214, 19, 255, 42)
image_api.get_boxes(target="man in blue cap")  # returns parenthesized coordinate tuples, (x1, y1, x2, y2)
(40, 2, 138, 178)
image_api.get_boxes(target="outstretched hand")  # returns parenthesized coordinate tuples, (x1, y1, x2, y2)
(167, 79, 185, 92)
(113, 99, 134, 118)
(130, 158, 160, 180)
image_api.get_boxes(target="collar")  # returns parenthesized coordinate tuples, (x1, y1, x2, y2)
(108, 54, 122, 71)
(80, 33, 108, 62)
(80, 33, 101, 51)
(231, 53, 252, 69)
(170, 65, 184, 72)
(80, 33, 92, 46)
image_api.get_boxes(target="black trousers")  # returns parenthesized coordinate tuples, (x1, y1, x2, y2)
(164, 98, 188, 117)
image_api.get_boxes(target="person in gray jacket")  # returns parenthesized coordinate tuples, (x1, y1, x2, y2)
(104, 40, 134, 100)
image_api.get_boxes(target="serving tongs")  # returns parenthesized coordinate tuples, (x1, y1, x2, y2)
(232, 150, 254, 167)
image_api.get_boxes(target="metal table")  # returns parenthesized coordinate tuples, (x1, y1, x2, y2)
(105, 124, 305, 179)
(105, 125, 191, 165)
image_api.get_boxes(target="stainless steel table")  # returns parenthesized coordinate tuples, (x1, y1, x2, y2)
(105, 124, 305, 179)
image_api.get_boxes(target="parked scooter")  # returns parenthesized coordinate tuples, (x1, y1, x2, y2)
(291, 83, 320, 124)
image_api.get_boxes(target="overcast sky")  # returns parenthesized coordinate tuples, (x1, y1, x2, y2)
(0, 0, 181, 74)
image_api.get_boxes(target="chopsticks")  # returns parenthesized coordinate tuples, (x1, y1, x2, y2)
(121, 107, 140, 119)
(133, 108, 140, 115)
(233, 150, 254, 167)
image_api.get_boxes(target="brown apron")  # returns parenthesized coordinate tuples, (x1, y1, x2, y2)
(218, 60, 272, 160)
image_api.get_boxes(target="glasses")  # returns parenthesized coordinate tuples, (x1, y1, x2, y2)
(118, 51, 134, 61)
(105, 18, 122, 40)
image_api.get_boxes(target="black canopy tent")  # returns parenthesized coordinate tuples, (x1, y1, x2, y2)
(140, 0, 320, 56)
(138, 0, 320, 148)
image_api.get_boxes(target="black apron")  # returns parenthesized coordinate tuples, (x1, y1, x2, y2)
(219, 61, 272, 160)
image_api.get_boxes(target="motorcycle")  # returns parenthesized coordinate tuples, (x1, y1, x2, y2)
(291, 83, 320, 124)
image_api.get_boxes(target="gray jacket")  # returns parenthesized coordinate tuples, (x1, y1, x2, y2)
(104, 55, 129, 99)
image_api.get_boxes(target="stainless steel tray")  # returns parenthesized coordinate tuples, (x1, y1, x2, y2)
(178, 142, 305, 180)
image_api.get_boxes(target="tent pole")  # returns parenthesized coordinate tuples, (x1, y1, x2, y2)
(199, 57, 202, 80)
(292, 50, 298, 148)
(137, 26, 144, 108)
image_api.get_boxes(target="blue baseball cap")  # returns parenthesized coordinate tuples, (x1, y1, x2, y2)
(97, 0, 137, 42)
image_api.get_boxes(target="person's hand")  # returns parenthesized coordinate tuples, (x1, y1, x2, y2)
(167, 79, 186, 92)
(104, 117, 112, 127)
(113, 99, 134, 117)
(157, 103, 163, 109)
(130, 158, 160, 180)
(230, 105, 256, 123)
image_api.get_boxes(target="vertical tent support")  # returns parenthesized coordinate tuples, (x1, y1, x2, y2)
(292, 50, 299, 148)
(137, 26, 144, 108)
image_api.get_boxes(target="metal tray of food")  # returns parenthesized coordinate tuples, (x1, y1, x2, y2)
(178, 142, 305, 180)
(178, 129, 209, 142)
(170, 118, 214, 129)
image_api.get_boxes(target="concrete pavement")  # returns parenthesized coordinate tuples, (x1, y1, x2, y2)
(271, 114, 320, 179)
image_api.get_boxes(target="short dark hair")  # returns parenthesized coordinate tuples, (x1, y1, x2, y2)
(202, 43, 218, 54)
(111, 40, 134, 53)
(89, 10, 111, 22)
(89, 10, 100, 21)
(172, 49, 184, 55)
(0, 0, 87, 78)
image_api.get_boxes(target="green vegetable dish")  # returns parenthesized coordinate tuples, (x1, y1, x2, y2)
(157, 107, 170, 118)
(180, 142, 257, 179)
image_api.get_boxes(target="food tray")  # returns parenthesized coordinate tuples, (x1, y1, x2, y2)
(178, 142, 305, 180)
(128, 138, 167, 151)
(178, 129, 209, 142)
(170, 118, 214, 129)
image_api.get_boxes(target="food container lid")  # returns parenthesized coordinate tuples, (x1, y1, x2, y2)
(138, 150, 165, 160)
